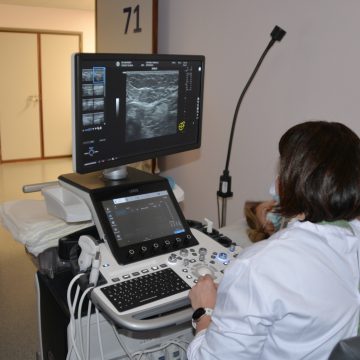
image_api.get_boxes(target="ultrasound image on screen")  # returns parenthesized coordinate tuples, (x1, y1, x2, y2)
(125, 70, 179, 142)
(102, 190, 185, 247)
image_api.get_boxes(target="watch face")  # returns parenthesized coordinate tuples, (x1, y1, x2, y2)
(192, 307, 206, 321)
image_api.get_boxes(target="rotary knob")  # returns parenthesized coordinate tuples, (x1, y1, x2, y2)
(180, 248, 189, 257)
(199, 247, 207, 255)
(168, 253, 177, 264)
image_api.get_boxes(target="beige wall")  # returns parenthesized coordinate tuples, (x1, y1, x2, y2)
(158, 0, 360, 226)
(0, 4, 95, 52)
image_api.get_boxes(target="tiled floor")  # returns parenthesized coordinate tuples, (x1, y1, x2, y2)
(0, 158, 73, 359)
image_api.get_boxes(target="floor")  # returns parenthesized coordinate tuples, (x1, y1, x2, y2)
(0, 158, 73, 360)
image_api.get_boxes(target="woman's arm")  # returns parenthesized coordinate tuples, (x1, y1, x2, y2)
(188, 275, 218, 333)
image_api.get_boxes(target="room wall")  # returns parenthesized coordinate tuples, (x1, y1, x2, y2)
(0, 4, 95, 51)
(157, 0, 360, 227)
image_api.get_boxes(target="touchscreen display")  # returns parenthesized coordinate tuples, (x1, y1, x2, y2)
(101, 190, 185, 247)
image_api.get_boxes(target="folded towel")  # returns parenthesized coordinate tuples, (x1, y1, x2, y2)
(0, 199, 93, 256)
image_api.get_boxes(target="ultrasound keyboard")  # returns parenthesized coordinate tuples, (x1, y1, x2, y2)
(91, 228, 242, 331)
(100, 267, 191, 312)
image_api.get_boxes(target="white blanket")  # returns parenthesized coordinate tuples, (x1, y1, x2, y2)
(0, 199, 93, 256)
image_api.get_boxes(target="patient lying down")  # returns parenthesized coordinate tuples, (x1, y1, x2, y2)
(244, 200, 285, 242)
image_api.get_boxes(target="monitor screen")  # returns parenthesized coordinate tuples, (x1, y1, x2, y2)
(89, 176, 199, 264)
(72, 53, 205, 176)
(101, 189, 186, 247)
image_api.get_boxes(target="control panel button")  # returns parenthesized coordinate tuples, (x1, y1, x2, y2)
(180, 248, 189, 257)
(174, 237, 182, 247)
(218, 252, 228, 261)
(199, 247, 207, 255)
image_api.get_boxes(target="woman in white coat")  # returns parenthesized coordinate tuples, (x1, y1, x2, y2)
(187, 121, 360, 360)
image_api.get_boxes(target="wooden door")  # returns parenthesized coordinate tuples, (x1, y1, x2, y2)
(41, 33, 80, 157)
(0, 32, 42, 161)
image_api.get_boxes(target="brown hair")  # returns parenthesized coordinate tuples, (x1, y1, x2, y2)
(278, 121, 360, 222)
(244, 201, 271, 242)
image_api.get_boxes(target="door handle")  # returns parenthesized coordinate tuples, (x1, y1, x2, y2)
(27, 95, 39, 103)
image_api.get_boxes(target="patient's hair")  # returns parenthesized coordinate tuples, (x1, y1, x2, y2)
(278, 121, 360, 222)
(244, 201, 271, 242)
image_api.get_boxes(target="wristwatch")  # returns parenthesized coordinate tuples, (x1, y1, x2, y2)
(192, 307, 213, 329)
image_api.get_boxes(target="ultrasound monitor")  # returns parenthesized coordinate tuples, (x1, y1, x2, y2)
(72, 53, 205, 180)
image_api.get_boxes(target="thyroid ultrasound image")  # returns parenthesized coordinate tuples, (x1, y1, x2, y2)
(125, 70, 179, 142)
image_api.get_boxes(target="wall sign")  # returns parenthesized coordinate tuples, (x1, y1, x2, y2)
(96, 0, 158, 53)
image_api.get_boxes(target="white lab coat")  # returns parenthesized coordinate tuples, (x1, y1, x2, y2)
(187, 220, 360, 359)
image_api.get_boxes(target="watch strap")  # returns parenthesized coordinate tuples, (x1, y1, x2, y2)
(191, 307, 213, 329)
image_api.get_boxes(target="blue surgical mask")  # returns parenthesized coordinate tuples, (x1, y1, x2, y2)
(266, 211, 282, 231)
(268, 178, 282, 230)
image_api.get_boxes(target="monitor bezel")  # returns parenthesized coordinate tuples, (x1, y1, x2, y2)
(72, 52, 205, 175)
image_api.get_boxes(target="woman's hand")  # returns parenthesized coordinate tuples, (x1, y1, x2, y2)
(188, 274, 218, 310)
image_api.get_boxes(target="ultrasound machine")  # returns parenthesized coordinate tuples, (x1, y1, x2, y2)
(35, 53, 242, 360)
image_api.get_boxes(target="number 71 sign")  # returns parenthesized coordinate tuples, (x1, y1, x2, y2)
(96, 0, 157, 53)
(123, 4, 142, 34)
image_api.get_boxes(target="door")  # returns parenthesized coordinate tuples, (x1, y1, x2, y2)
(0, 30, 81, 162)
(41, 33, 80, 157)
(0, 32, 42, 161)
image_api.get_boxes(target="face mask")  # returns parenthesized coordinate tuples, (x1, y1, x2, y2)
(267, 177, 282, 230)
(266, 211, 282, 231)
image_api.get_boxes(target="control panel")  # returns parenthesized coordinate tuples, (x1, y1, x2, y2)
(91, 228, 242, 331)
